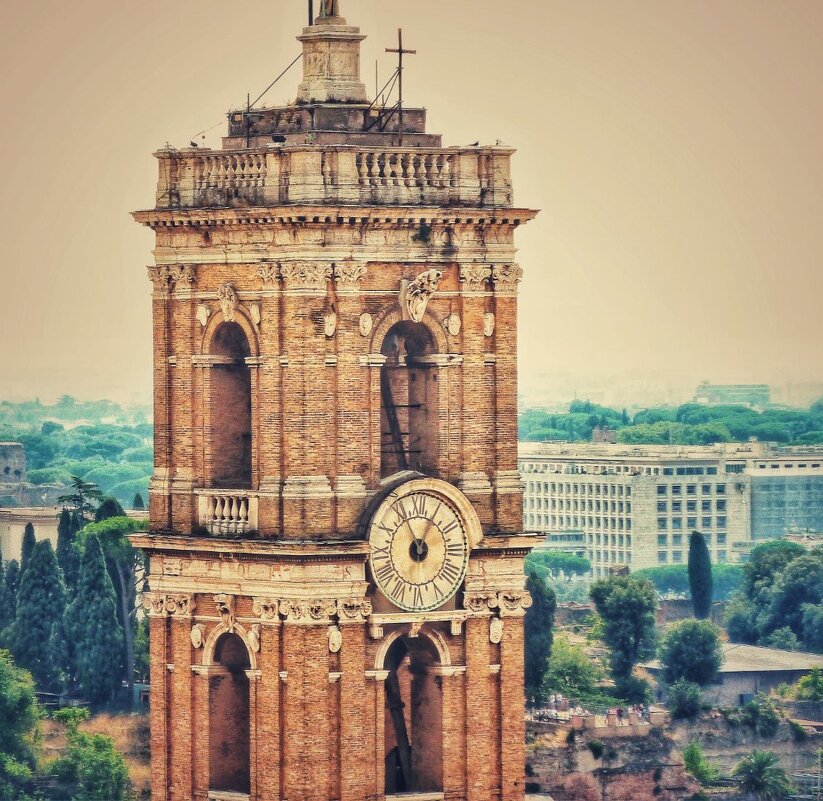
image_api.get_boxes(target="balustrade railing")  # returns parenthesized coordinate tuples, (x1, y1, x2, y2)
(196, 490, 258, 536)
(154, 146, 513, 210)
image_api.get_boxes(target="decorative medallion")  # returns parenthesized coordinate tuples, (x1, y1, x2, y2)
(489, 617, 504, 644)
(324, 310, 337, 337)
(359, 312, 373, 337)
(483, 312, 496, 337)
(190, 624, 205, 649)
(250, 303, 261, 326)
(406, 269, 443, 323)
(248, 624, 261, 653)
(446, 313, 461, 337)
(328, 625, 343, 653)
(196, 304, 210, 328)
(217, 284, 238, 323)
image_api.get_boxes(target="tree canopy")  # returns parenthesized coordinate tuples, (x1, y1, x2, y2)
(659, 619, 723, 686)
(524, 571, 556, 705)
(0, 650, 39, 801)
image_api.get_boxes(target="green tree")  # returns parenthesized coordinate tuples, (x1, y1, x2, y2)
(667, 679, 702, 720)
(7, 541, 67, 692)
(65, 535, 123, 704)
(78, 517, 147, 689)
(94, 497, 125, 523)
(56, 508, 79, 592)
(733, 750, 792, 801)
(766, 551, 823, 638)
(526, 551, 591, 582)
(634, 565, 690, 597)
(132, 493, 145, 511)
(794, 667, 823, 701)
(743, 541, 805, 596)
(0, 650, 39, 800)
(19, 524, 35, 576)
(688, 531, 713, 619)
(542, 635, 604, 704)
(58, 476, 103, 521)
(801, 604, 823, 652)
(659, 619, 722, 686)
(683, 739, 720, 786)
(590, 575, 658, 679)
(762, 627, 800, 651)
(2, 562, 19, 623)
(524, 571, 556, 705)
(51, 707, 133, 801)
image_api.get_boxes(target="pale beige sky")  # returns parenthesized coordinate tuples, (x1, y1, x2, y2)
(1, 1, 821, 404)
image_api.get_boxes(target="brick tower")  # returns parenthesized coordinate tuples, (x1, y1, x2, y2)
(132, 4, 538, 801)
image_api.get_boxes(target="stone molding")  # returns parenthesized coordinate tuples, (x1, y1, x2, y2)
(494, 469, 525, 495)
(280, 261, 333, 293)
(334, 474, 367, 499)
(282, 474, 334, 499)
(457, 471, 493, 496)
(459, 264, 492, 292)
(142, 591, 196, 618)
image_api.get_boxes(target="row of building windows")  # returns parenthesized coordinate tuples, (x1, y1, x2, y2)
(659, 550, 727, 563)
(527, 498, 632, 514)
(656, 483, 726, 496)
(588, 550, 632, 564)
(657, 500, 726, 512)
(525, 481, 633, 497)
(528, 514, 633, 531)
(658, 532, 727, 546)
(658, 516, 727, 530)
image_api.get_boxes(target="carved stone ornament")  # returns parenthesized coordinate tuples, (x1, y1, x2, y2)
(459, 264, 492, 291)
(334, 260, 367, 291)
(252, 597, 279, 620)
(169, 264, 196, 285)
(336, 598, 373, 622)
(498, 591, 533, 615)
(328, 625, 343, 654)
(281, 262, 333, 292)
(190, 623, 205, 649)
(492, 264, 524, 286)
(248, 624, 261, 654)
(218, 284, 238, 323)
(142, 592, 195, 618)
(406, 269, 443, 322)
(446, 313, 461, 337)
(214, 593, 236, 629)
(483, 312, 496, 337)
(196, 304, 210, 328)
(489, 617, 504, 644)
(464, 592, 500, 613)
(250, 303, 261, 326)
(147, 264, 195, 292)
(258, 262, 279, 286)
(324, 310, 337, 337)
(359, 312, 373, 337)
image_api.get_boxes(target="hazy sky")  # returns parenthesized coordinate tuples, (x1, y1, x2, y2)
(1, 0, 822, 404)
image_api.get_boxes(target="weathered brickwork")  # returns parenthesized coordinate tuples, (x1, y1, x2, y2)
(133, 5, 537, 801)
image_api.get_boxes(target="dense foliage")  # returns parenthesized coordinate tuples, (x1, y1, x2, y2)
(0, 397, 152, 508)
(524, 571, 556, 704)
(659, 619, 723, 686)
(682, 739, 720, 786)
(667, 679, 703, 720)
(725, 541, 823, 652)
(733, 750, 793, 800)
(542, 635, 606, 705)
(519, 398, 823, 445)
(590, 575, 658, 680)
(688, 532, 713, 619)
(634, 564, 742, 601)
(524, 550, 591, 582)
(0, 650, 39, 800)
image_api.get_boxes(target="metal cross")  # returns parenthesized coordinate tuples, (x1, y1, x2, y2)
(386, 29, 416, 146)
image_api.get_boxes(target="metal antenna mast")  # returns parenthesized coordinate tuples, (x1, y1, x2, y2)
(385, 29, 416, 146)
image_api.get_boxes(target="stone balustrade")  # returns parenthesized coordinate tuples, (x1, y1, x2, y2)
(154, 145, 514, 209)
(196, 490, 259, 536)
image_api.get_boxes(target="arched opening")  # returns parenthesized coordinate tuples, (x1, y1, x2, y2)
(380, 321, 439, 478)
(209, 633, 251, 794)
(210, 322, 252, 488)
(383, 634, 443, 795)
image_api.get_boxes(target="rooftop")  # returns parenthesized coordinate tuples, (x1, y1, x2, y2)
(644, 643, 823, 674)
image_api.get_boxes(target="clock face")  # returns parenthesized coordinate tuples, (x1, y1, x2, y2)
(368, 488, 470, 612)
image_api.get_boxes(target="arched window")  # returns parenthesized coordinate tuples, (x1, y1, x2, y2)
(210, 322, 252, 488)
(209, 633, 251, 794)
(383, 634, 443, 794)
(380, 321, 438, 478)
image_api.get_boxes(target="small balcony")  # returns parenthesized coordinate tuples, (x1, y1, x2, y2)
(196, 490, 259, 536)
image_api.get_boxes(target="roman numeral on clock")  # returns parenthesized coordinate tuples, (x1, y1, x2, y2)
(446, 542, 464, 557)
(412, 586, 424, 608)
(375, 563, 394, 583)
(439, 518, 460, 535)
(440, 560, 461, 583)
(409, 494, 428, 517)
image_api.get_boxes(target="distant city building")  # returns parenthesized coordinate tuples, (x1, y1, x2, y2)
(693, 381, 770, 409)
(533, 530, 587, 558)
(591, 426, 617, 444)
(520, 441, 823, 576)
(747, 450, 823, 539)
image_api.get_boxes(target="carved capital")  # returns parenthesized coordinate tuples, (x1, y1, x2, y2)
(281, 262, 333, 293)
(459, 264, 492, 292)
(258, 262, 280, 286)
(333, 260, 367, 293)
(147, 266, 171, 293)
(252, 597, 280, 621)
(141, 591, 167, 617)
(497, 590, 533, 617)
(142, 592, 195, 618)
(169, 264, 196, 285)
(463, 592, 500, 614)
(492, 264, 523, 293)
(406, 269, 442, 322)
(147, 265, 196, 293)
(336, 597, 373, 623)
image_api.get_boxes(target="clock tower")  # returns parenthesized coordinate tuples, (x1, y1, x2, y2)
(133, 5, 538, 801)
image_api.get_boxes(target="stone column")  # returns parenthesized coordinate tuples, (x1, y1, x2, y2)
(246, 669, 262, 800)
(190, 665, 217, 801)
(492, 264, 524, 533)
(435, 666, 467, 798)
(147, 610, 170, 800)
(497, 591, 531, 801)
(333, 261, 369, 534)
(365, 669, 389, 799)
(458, 265, 494, 524)
(252, 600, 282, 800)
(280, 263, 334, 537)
(465, 616, 493, 801)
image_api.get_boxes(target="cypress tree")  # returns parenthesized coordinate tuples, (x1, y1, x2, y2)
(4, 559, 20, 611)
(0, 550, 8, 635)
(133, 493, 145, 511)
(59, 512, 82, 591)
(20, 523, 36, 575)
(65, 534, 123, 704)
(7, 540, 67, 692)
(689, 531, 713, 619)
(524, 570, 557, 705)
(94, 496, 125, 523)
